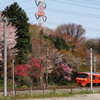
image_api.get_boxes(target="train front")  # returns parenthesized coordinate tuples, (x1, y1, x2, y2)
(76, 72, 89, 86)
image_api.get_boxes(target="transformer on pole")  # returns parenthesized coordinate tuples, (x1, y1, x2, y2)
(35, 0, 47, 25)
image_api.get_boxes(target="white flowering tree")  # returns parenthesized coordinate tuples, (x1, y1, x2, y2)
(48, 49, 72, 84)
(0, 11, 17, 78)
(0, 11, 17, 61)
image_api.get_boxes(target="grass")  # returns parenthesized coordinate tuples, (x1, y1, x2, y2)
(0, 81, 96, 100)
(0, 90, 95, 100)
(66, 82, 76, 86)
(0, 80, 13, 89)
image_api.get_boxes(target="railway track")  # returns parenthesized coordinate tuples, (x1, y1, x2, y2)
(0, 86, 100, 92)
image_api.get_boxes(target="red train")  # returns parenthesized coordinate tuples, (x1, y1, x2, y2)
(76, 72, 100, 86)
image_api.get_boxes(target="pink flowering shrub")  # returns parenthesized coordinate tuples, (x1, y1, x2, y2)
(61, 63, 72, 81)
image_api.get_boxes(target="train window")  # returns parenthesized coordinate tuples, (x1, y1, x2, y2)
(99, 77, 100, 80)
(92, 76, 95, 80)
(77, 74, 88, 78)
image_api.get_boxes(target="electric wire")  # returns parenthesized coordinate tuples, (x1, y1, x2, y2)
(19, 0, 33, 4)
(47, 8, 100, 18)
(0, 0, 11, 4)
(62, 0, 100, 5)
(0, 0, 100, 33)
(46, 21, 100, 31)
(0, 0, 34, 10)
(83, 0, 100, 3)
(1, 0, 100, 20)
(49, 0, 100, 11)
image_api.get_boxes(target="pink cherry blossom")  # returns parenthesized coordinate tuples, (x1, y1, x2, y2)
(0, 11, 17, 60)
(60, 63, 72, 81)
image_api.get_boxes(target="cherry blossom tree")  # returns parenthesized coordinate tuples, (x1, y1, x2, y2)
(61, 63, 72, 81)
(0, 11, 17, 78)
(48, 49, 72, 84)
(0, 11, 17, 61)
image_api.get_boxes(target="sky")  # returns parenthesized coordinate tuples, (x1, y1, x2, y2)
(0, 0, 100, 39)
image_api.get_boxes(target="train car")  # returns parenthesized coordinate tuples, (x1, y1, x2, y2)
(76, 72, 100, 86)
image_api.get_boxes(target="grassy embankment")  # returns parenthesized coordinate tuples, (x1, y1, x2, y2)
(0, 90, 94, 100)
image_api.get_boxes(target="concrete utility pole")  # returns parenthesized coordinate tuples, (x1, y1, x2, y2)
(90, 48, 93, 92)
(40, 61, 42, 87)
(12, 59, 15, 95)
(94, 56, 96, 73)
(39, 47, 49, 87)
(1, 17, 16, 97)
(3, 17, 7, 97)
(46, 47, 49, 87)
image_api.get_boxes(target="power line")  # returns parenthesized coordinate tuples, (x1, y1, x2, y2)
(0, 0, 11, 4)
(63, 0, 100, 5)
(0, 0, 34, 10)
(0, 0, 100, 32)
(1, 0, 100, 19)
(47, 8, 100, 19)
(25, 6, 100, 19)
(49, 0, 100, 11)
(45, 21, 100, 32)
(24, 6, 36, 11)
(19, 0, 33, 4)
(83, 0, 100, 3)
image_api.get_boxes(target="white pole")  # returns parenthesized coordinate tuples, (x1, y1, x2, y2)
(12, 59, 15, 95)
(94, 56, 96, 72)
(90, 48, 93, 91)
(3, 17, 7, 96)
(46, 47, 49, 87)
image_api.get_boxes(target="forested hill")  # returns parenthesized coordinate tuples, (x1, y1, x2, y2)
(0, 2, 100, 86)
(29, 24, 100, 74)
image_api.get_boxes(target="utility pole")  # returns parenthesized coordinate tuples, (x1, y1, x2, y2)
(93, 50, 98, 72)
(90, 48, 93, 92)
(94, 56, 96, 73)
(12, 59, 15, 95)
(40, 61, 42, 87)
(46, 47, 49, 87)
(3, 17, 7, 96)
(1, 17, 16, 96)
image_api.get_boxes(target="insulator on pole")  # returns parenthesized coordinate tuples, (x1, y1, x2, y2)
(35, 0, 40, 6)
(42, 16, 47, 22)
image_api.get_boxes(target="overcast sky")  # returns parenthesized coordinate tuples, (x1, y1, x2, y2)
(0, 0, 100, 39)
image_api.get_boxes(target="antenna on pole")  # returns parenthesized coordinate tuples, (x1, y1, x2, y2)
(35, 0, 47, 26)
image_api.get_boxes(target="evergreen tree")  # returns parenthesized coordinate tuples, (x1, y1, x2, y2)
(52, 37, 69, 50)
(2, 2, 32, 64)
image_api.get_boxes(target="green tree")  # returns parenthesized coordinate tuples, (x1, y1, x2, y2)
(2, 2, 32, 64)
(54, 37, 69, 50)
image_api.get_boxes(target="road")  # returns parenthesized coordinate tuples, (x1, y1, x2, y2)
(18, 93, 100, 100)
